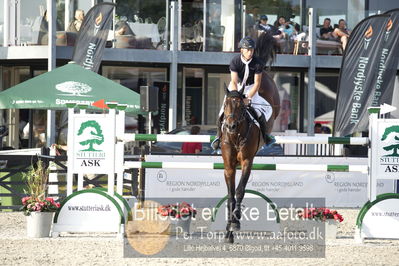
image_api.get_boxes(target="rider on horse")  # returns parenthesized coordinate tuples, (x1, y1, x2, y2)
(211, 36, 275, 150)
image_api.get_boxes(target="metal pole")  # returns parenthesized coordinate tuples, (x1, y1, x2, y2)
(307, 8, 316, 155)
(46, 0, 56, 146)
(169, 0, 178, 130)
(64, 0, 70, 31)
(111, 0, 116, 48)
(203, 0, 206, 51)
(3, 0, 9, 46)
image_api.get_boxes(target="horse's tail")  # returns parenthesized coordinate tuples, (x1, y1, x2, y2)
(255, 32, 277, 68)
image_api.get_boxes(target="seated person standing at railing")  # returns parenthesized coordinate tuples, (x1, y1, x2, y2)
(181, 126, 202, 154)
(256, 15, 284, 40)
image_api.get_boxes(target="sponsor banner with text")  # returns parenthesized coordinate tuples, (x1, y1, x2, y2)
(334, 14, 390, 136)
(73, 115, 114, 173)
(145, 155, 393, 208)
(376, 119, 399, 178)
(72, 3, 115, 72)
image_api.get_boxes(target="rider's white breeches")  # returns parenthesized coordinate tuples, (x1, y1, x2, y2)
(218, 84, 273, 121)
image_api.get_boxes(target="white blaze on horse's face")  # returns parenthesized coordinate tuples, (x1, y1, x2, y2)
(224, 97, 244, 134)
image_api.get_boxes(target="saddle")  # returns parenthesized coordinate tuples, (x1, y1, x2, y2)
(245, 105, 260, 128)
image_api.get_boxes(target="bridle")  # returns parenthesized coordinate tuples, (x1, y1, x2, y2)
(223, 96, 247, 126)
(223, 97, 247, 124)
(223, 94, 256, 150)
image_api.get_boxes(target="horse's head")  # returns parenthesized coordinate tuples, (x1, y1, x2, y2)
(223, 85, 246, 134)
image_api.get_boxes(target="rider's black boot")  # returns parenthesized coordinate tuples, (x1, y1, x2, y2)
(257, 113, 275, 146)
(211, 115, 223, 150)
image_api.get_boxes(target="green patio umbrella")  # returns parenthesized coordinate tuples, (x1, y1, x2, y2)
(0, 62, 141, 114)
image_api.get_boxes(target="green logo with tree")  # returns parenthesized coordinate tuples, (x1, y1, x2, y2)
(77, 120, 104, 151)
(381, 125, 399, 157)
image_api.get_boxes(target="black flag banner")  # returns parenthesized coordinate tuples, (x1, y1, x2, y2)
(375, 9, 399, 111)
(72, 3, 115, 72)
(333, 14, 390, 137)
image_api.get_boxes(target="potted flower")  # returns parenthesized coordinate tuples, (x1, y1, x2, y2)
(297, 207, 344, 239)
(157, 202, 197, 234)
(20, 159, 60, 238)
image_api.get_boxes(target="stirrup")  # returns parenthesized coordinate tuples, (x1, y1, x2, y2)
(264, 134, 276, 147)
(211, 138, 221, 151)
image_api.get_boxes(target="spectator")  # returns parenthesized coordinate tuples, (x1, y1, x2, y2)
(67, 9, 85, 32)
(115, 17, 135, 36)
(320, 18, 335, 40)
(181, 126, 202, 154)
(256, 15, 284, 40)
(36, 10, 63, 44)
(332, 19, 350, 50)
(245, 6, 259, 38)
(314, 123, 322, 134)
(274, 16, 295, 39)
(321, 126, 331, 134)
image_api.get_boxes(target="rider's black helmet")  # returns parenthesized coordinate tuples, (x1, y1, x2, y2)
(239, 36, 256, 49)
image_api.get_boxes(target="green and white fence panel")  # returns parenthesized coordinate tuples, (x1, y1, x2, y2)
(122, 133, 368, 145)
(124, 161, 368, 173)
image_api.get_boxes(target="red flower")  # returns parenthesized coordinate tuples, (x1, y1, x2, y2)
(21, 196, 31, 205)
(157, 202, 196, 218)
(298, 207, 343, 223)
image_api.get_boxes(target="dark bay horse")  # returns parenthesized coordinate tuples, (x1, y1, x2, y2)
(221, 72, 280, 243)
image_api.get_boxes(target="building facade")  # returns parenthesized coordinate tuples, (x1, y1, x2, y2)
(0, 0, 398, 148)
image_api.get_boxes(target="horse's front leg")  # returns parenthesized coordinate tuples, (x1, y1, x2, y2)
(232, 158, 254, 231)
(224, 166, 236, 243)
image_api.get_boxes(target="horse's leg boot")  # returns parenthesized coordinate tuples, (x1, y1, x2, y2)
(211, 114, 223, 150)
(258, 113, 275, 146)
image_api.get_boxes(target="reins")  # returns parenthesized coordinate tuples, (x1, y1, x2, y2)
(223, 95, 258, 150)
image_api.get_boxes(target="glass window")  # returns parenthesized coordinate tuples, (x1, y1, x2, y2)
(369, 0, 399, 15)
(305, 72, 339, 130)
(205, 0, 236, 52)
(206, 73, 230, 125)
(20, 0, 47, 45)
(181, 0, 204, 51)
(102, 66, 168, 133)
(243, 0, 301, 54)
(63, 1, 91, 33)
(182, 68, 204, 125)
(269, 71, 300, 132)
(115, 0, 168, 50)
(102, 66, 167, 93)
(0, 0, 4, 45)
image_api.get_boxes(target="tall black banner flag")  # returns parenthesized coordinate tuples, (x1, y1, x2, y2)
(374, 9, 399, 111)
(72, 3, 115, 73)
(333, 14, 390, 137)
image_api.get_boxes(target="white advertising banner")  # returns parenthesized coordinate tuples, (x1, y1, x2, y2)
(72, 114, 115, 174)
(376, 119, 399, 179)
(361, 198, 399, 238)
(53, 191, 123, 233)
(145, 155, 394, 207)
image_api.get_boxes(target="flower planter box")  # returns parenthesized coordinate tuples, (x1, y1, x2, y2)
(26, 212, 54, 238)
(325, 219, 338, 239)
(167, 217, 191, 235)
